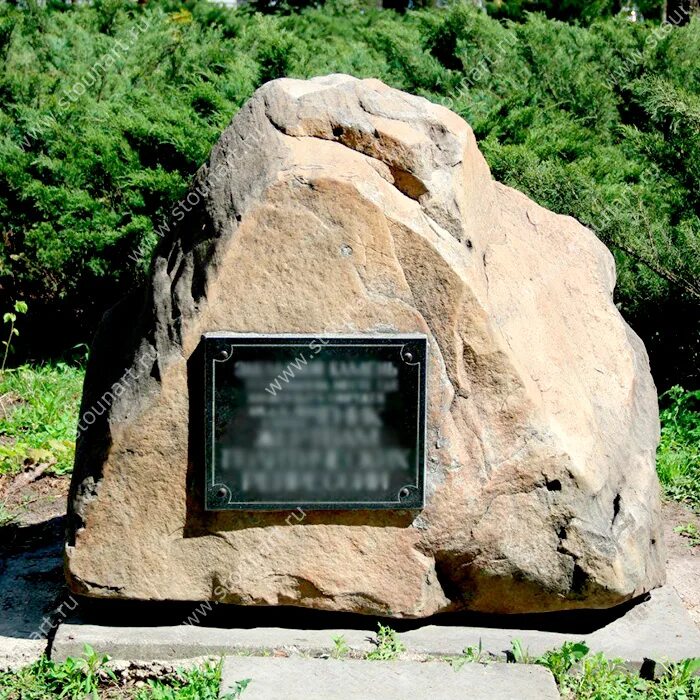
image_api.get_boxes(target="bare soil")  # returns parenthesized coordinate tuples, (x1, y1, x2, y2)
(0, 470, 68, 527)
(662, 499, 700, 628)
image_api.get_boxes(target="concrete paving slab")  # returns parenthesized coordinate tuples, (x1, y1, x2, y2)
(403, 586, 700, 668)
(586, 586, 700, 665)
(52, 586, 700, 670)
(219, 657, 561, 700)
(52, 625, 375, 662)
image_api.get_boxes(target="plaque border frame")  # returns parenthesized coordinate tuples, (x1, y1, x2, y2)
(202, 333, 427, 511)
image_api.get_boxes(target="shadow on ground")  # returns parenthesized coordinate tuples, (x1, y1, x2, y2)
(0, 516, 66, 640)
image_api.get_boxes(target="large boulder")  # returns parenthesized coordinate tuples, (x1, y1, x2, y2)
(66, 74, 664, 616)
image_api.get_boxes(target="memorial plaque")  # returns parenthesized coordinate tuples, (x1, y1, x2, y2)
(203, 334, 426, 511)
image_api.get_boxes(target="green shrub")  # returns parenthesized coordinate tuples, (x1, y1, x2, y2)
(483, 0, 667, 25)
(0, 1, 697, 388)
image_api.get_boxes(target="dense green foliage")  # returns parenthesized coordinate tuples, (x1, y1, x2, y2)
(251, 0, 672, 25)
(0, 0, 698, 386)
(657, 385, 700, 511)
(0, 363, 82, 475)
(482, 0, 667, 24)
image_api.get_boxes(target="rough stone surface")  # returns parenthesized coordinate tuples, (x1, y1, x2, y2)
(219, 657, 561, 700)
(66, 74, 664, 616)
(51, 587, 700, 669)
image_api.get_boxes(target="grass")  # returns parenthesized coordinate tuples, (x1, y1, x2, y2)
(0, 363, 84, 476)
(134, 665, 249, 700)
(531, 640, 700, 699)
(657, 386, 700, 512)
(0, 646, 249, 699)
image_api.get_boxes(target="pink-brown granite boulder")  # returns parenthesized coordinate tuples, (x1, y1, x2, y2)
(66, 74, 665, 616)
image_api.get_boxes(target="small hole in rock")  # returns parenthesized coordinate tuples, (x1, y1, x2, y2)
(546, 479, 562, 491)
(332, 125, 344, 137)
(613, 493, 621, 521)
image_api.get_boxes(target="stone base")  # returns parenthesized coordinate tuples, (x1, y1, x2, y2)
(51, 587, 700, 672)
(219, 657, 560, 700)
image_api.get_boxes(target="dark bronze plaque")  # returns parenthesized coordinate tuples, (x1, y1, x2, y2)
(203, 334, 426, 511)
